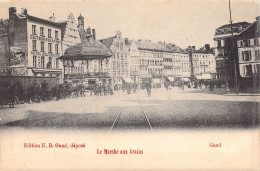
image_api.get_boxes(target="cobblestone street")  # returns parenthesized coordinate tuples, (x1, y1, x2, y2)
(1, 87, 259, 130)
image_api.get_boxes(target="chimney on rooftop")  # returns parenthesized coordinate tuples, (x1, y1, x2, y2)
(9, 7, 17, 16)
(124, 38, 129, 44)
(87, 27, 91, 34)
(205, 44, 210, 51)
(49, 13, 55, 22)
(92, 29, 96, 40)
(21, 8, 27, 15)
(192, 46, 195, 50)
(256, 16, 260, 25)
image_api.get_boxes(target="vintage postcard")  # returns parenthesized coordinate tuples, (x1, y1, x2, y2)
(0, 0, 259, 170)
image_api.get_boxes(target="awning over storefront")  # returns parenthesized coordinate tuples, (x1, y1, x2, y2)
(122, 77, 132, 83)
(153, 78, 161, 83)
(166, 76, 175, 82)
(183, 78, 190, 81)
(196, 74, 211, 80)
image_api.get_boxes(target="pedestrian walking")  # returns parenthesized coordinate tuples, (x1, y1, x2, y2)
(8, 82, 16, 108)
(133, 83, 137, 94)
(127, 83, 132, 94)
(145, 81, 151, 97)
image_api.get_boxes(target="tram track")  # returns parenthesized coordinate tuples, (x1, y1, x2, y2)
(137, 95, 153, 132)
(109, 94, 153, 132)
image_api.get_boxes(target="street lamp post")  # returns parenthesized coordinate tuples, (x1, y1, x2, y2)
(228, 0, 239, 94)
(62, 59, 66, 83)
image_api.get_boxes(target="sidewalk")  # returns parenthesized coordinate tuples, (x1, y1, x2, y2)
(181, 86, 260, 96)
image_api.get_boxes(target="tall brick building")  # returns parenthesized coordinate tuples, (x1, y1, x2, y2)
(0, 7, 63, 81)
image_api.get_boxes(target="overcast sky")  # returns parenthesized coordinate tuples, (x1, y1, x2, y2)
(0, 0, 259, 49)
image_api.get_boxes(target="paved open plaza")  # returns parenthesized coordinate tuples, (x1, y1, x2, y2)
(0, 87, 259, 131)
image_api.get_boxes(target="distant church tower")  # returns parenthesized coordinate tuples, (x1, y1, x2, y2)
(78, 13, 84, 30)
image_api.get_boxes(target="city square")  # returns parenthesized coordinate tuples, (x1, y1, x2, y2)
(0, 87, 258, 130)
(0, 1, 259, 170)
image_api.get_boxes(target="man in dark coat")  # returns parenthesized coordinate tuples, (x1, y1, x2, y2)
(41, 80, 48, 101)
(8, 82, 16, 108)
(145, 81, 151, 97)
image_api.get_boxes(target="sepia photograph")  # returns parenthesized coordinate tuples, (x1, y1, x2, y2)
(0, 0, 259, 170)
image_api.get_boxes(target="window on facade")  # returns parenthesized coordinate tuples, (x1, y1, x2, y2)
(239, 40, 243, 47)
(242, 51, 251, 61)
(48, 29, 51, 38)
(120, 43, 123, 50)
(256, 64, 260, 73)
(55, 44, 59, 53)
(41, 56, 45, 68)
(243, 39, 250, 47)
(41, 42, 44, 52)
(32, 25, 36, 35)
(48, 43, 52, 53)
(243, 64, 253, 76)
(33, 56, 37, 67)
(117, 53, 120, 59)
(56, 58, 59, 68)
(55, 31, 58, 39)
(40, 27, 44, 36)
(254, 38, 259, 45)
(32, 40, 36, 51)
(255, 50, 260, 60)
(47, 57, 52, 68)
(217, 40, 221, 47)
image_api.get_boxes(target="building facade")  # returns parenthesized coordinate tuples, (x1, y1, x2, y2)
(237, 16, 260, 87)
(0, 19, 9, 75)
(213, 22, 251, 86)
(58, 13, 81, 76)
(166, 43, 190, 80)
(192, 51, 216, 78)
(134, 40, 166, 85)
(128, 39, 141, 85)
(0, 7, 63, 81)
(100, 31, 131, 88)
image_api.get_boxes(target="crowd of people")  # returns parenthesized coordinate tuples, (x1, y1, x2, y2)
(0, 80, 114, 108)
(1, 78, 236, 108)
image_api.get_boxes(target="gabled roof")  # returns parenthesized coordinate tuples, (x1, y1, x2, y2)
(26, 14, 61, 27)
(238, 18, 260, 40)
(60, 36, 112, 60)
(135, 40, 171, 52)
(166, 43, 187, 53)
(216, 22, 250, 30)
(78, 29, 92, 41)
(215, 22, 251, 36)
(99, 36, 115, 49)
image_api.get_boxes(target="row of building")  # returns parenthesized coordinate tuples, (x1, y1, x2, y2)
(0, 7, 216, 88)
(213, 17, 260, 87)
(1, 7, 258, 88)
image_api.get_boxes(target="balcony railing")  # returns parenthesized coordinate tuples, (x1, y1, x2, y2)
(65, 72, 109, 78)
